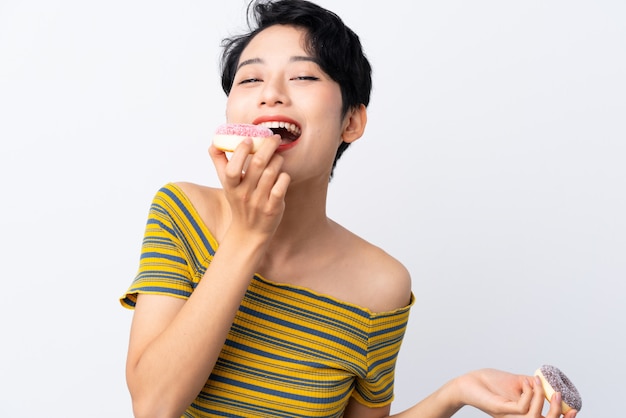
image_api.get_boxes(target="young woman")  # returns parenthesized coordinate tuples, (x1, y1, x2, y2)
(120, 1, 577, 417)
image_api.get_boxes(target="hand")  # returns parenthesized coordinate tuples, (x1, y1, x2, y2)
(209, 135, 290, 238)
(454, 369, 578, 418)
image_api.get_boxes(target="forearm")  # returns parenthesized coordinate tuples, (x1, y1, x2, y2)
(388, 379, 463, 418)
(388, 369, 538, 418)
(127, 230, 269, 417)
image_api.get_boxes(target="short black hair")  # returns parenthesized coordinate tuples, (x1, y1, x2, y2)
(220, 0, 372, 176)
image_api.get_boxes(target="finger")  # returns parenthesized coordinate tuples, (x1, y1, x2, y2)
(246, 135, 281, 168)
(228, 138, 255, 171)
(209, 144, 242, 190)
(515, 377, 533, 415)
(545, 392, 563, 418)
(528, 376, 547, 417)
(255, 154, 284, 196)
(241, 136, 281, 186)
(268, 172, 290, 209)
(208, 144, 229, 177)
(563, 409, 578, 418)
(219, 138, 255, 187)
(493, 376, 534, 416)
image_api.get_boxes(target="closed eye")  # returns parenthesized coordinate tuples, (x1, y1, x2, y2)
(291, 76, 320, 81)
(239, 78, 262, 84)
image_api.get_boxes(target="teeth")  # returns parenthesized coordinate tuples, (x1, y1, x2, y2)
(258, 121, 301, 135)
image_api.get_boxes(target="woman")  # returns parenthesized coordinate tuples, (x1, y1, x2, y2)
(120, 1, 577, 417)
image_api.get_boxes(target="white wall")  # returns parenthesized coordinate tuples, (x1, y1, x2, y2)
(1, 1, 623, 416)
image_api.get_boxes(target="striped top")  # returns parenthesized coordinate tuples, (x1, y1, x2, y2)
(120, 183, 414, 417)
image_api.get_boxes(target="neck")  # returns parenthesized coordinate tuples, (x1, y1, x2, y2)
(268, 176, 331, 255)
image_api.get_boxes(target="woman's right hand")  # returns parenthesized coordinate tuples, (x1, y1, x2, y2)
(209, 134, 290, 239)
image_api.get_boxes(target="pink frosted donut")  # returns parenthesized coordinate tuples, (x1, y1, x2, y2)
(534, 365, 582, 413)
(213, 123, 274, 153)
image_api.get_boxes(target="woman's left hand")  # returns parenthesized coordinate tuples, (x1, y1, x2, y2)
(454, 369, 578, 418)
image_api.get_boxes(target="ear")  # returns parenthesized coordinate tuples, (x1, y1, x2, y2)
(341, 104, 367, 144)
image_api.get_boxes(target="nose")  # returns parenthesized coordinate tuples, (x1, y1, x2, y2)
(259, 77, 289, 107)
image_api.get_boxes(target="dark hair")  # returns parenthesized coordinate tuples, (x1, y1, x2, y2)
(220, 0, 372, 176)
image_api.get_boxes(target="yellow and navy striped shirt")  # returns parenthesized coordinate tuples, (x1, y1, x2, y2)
(121, 183, 414, 417)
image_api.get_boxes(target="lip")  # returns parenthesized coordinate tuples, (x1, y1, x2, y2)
(252, 115, 302, 153)
(252, 115, 300, 127)
(276, 140, 298, 153)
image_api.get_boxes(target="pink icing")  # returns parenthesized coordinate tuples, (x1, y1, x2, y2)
(215, 123, 273, 137)
(539, 364, 582, 411)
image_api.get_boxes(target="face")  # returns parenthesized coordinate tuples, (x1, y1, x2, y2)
(225, 24, 352, 182)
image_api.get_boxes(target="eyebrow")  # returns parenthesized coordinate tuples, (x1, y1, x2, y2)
(236, 56, 318, 71)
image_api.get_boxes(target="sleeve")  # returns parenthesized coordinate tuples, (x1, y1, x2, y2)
(351, 293, 415, 407)
(119, 185, 197, 309)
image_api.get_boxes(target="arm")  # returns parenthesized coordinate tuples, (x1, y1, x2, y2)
(126, 137, 289, 418)
(344, 369, 578, 418)
(342, 383, 460, 418)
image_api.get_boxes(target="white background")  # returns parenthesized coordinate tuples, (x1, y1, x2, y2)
(1, 0, 624, 416)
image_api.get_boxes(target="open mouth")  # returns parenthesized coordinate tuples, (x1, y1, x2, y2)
(257, 121, 301, 143)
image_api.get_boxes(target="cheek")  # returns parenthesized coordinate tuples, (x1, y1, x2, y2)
(319, 89, 344, 117)
(224, 91, 248, 122)
(305, 91, 344, 137)
(224, 101, 236, 122)
(324, 93, 347, 133)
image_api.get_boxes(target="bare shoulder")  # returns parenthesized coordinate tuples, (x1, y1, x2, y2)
(173, 182, 230, 240)
(332, 226, 412, 313)
(358, 237, 413, 312)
